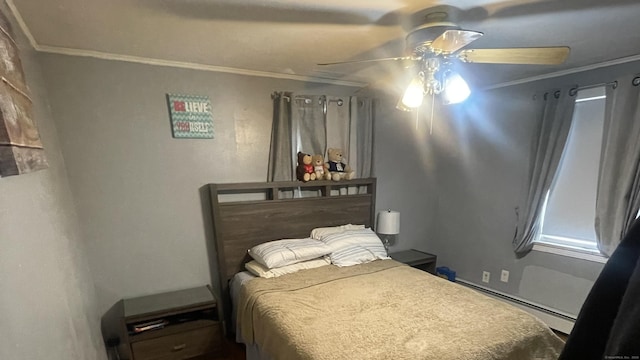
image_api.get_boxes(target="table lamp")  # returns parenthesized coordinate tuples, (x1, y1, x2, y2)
(376, 209, 400, 254)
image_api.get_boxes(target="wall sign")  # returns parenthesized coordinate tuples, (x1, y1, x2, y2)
(166, 93, 214, 139)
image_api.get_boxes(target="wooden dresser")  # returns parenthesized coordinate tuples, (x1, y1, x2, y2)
(105, 286, 224, 360)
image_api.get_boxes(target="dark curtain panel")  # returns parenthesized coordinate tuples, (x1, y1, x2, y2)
(267, 92, 293, 182)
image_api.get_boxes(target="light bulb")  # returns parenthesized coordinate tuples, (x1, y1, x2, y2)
(395, 98, 413, 112)
(443, 72, 470, 105)
(401, 77, 424, 108)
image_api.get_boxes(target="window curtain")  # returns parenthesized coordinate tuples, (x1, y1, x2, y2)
(267, 92, 373, 189)
(595, 75, 640, 257)
(268, 92, 294, 182)
(513, 88, 577, 255)
(325, 95, 373, 195)
(350, 96, 374, 180)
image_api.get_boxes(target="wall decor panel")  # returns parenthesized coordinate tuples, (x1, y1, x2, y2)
(0, 10, 46, 177)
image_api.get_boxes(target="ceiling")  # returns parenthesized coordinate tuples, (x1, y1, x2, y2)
(8, 0, 640, 91)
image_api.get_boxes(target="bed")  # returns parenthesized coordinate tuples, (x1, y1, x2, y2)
(207, 179, 564, 359)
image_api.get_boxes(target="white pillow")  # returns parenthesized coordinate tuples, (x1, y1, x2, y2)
(310, 224, 365, 240)
(248, 238, 332, 269)
(245, 258, 330, 278)
(329, 244, 388, 267)
(319, 228, 390, 267)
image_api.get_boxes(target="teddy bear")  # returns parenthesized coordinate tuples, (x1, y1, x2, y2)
(312, 154, 331, 180)
(296, 152, 316, 182)
(325, 148, 355, 181)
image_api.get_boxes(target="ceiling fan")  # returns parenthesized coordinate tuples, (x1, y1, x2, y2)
(318, 11, 570, 108)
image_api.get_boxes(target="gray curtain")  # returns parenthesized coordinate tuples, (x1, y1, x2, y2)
(351, 96, 374, 179)
(513, 88, 577, 255)
(268, 92, 293, 181)
(326, 95, 374, 179)
(293, 95, 326, 158)
(268, 92, 373, 190)
(595, 76, 640, 256)
(326, 95, 349, 154)
(349, 97, 374, 195)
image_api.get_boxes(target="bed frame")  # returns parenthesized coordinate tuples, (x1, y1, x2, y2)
(207, 178, 377, 332)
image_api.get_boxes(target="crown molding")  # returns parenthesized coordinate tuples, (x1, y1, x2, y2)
(5, 0, 37, 49)
(35, 45, 368, 87)
(5, 0, 367, 88)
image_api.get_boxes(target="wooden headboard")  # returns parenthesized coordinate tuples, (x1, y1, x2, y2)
(207, 178, 376, 332)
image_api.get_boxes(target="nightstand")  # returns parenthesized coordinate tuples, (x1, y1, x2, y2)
(104, 286, 224, 360)
(390, 249, 437, 275)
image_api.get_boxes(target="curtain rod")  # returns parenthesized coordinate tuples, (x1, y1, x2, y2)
(566, 81, 617, 97)
(285, 95, 313, 103)
(576, 76, 640, 92)
(270, 94, 312, 102)
(575, 81, 618, 92)
(271, 93, 344, 105)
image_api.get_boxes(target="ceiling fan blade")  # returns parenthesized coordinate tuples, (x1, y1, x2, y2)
(458, 47, 570, 65)
(431, 29, 483, 54)
(317, 56, 414, 66)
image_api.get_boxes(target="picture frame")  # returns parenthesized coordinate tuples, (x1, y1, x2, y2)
(166, 93, 214, 139)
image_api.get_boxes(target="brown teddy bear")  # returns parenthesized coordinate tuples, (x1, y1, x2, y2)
(326, 148, 355, 181)
(296, 152, 316, 182)
(312, 154, 331, 180)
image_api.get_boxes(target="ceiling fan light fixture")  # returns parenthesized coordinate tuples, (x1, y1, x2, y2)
(401, 76, 424, 108)
(442, 71, 470, 105)
(395, 98, 414, 112)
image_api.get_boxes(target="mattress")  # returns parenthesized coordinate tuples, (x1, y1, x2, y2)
(236, 259, 564, 360)
(230, 271, 256, 339)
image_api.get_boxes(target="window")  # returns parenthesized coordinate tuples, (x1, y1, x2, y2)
(537, 87, 606, 257)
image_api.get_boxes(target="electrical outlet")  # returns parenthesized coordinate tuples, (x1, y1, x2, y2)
(501, 270, 510, 283)
(482, 271, 490, 283)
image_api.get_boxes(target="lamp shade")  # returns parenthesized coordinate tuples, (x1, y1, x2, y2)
(401, 77, 424, 108)
(376, 210, 400, 235)
(442, 71, 470, 105)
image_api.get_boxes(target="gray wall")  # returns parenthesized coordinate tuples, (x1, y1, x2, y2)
(373, 96, 439, 251)
(416, 60, 640, 316)
(34, 30, 640, 326)
(37, 54, 363, 314)
(0, 5, 106, 360)
(373, 89, 603, 316)
(426, 86, 604, 315)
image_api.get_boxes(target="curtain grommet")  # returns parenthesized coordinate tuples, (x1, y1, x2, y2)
(632, 77, 640, 87)
(569, 87, 578, 97)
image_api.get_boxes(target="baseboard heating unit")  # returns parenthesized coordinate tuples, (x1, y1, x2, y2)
(456, 278, 576, 334)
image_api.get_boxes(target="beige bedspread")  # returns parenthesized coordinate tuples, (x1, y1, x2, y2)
(238, 260, 564, 360)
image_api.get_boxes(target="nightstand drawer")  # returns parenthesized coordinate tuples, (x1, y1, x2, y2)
(132, 325, 221, 360)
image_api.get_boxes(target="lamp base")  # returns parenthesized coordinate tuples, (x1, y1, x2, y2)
(378, 234, 398, 255)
